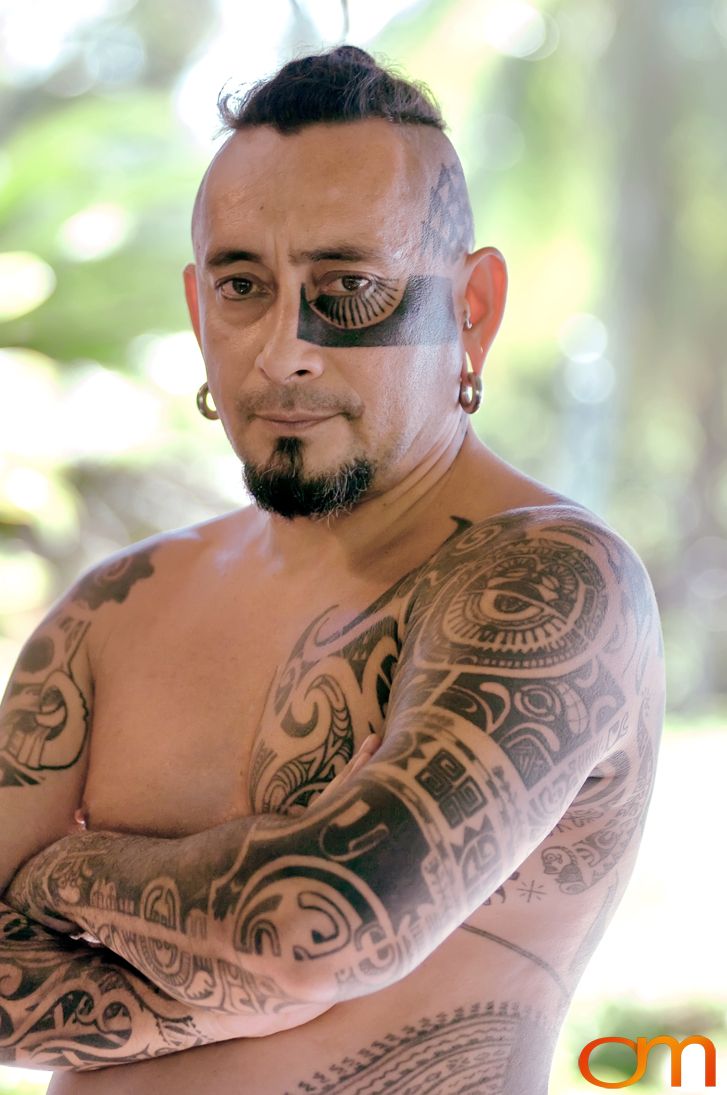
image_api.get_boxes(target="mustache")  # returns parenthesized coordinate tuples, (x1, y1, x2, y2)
(236, 387, 362, 420)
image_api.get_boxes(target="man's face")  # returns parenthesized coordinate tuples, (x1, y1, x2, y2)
(185, 119, 472, 519)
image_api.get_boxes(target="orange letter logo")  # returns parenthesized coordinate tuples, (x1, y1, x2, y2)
(579, 1038, 644, 1088)
(579, 1034, 717, 1088)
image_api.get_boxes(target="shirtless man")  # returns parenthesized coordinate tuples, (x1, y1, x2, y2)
(0, 46, 664, 1094)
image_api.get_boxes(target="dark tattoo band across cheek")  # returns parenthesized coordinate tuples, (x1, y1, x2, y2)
(297, 275, 459, 347)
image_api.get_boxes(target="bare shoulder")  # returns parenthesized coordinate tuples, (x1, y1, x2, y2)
(71, 507, 251, 611)
(412, 501, 661, 632)
(67, 507, 254, 665)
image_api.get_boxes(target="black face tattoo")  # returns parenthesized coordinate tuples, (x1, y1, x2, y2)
(298, 275, 459, 347)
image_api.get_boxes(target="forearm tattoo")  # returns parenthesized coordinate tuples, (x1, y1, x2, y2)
(0, 900, 214, 1070)
(10, 510, 662, 1019)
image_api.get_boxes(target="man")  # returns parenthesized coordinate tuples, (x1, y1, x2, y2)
(0, 45, 664, 1094)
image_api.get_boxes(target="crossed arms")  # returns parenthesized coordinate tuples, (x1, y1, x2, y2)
(1, 508, 665, 1070)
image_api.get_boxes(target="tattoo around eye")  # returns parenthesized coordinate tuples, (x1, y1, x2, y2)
(308, 276, 404, 329)
(298, 275, 459, 347)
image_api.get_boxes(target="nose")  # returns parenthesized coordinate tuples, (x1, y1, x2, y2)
(254, 288, 326, 385)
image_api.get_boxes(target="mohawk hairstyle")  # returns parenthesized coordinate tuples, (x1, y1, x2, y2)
(217, 45, 447, 135)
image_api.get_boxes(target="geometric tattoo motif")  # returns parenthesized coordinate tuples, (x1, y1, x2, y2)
(420, 162, 474, 264)
(288, 1000, 543, 1095)
(415, 748, 487, 827)
(420, 534, 609, 670)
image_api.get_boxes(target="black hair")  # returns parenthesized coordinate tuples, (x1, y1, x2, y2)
(217, 45, 446, 135)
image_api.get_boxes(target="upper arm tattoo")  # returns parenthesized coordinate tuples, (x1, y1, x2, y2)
(392, 519, 620, 781)
(389, 515, 661, 828)
(0, 613, 91, 787)
(0, 548, 156, 787)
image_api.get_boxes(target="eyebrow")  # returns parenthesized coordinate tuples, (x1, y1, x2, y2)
(205, 244, 390, 269)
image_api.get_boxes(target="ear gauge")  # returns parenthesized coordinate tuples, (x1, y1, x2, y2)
(463, 307, 473, 330)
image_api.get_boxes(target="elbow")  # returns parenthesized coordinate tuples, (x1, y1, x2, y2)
(259, 914, 407, 1007)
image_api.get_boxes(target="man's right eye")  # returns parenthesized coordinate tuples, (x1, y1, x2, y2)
(218, 277, 259, 300)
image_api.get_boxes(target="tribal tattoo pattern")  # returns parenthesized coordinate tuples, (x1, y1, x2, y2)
(0, 901, 211, 1069)
(74, 551, 155, 611)
(307, 277, 405, 329)
(0, 615, 90, 788)
(249, 518, 470, 816)
(288, 1001, 552, 1095)
(0, 545, 198, 1068)
(294, 156, 475, 349)
(4, 509, 664, 1027)
(0, 549, 156, 788)
(298, 276, 460, 347)
(420, 161, 475, 264)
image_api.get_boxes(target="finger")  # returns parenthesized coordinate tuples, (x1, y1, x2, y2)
(320, 735, 382, 793)
(349, 733, 382, 771)
(301, 734, 384, 814)
(68, 805, 89, 835)
(338, 734, 382, 776)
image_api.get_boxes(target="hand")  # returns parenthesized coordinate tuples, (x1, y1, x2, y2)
(287, 733, 382, 817)
(4, 835, 83, 934)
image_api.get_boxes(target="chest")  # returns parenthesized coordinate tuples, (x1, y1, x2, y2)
(82, 579, 407, 837)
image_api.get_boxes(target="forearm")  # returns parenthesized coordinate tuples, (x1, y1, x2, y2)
(0, 899, 250, 1071)
(0, 884, 333, 1071)
(6, 734, 402, 1013)
(5, 815, 326, 1013)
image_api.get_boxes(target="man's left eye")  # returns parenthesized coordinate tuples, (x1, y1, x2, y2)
(328, 274, 371, 294)
(309, 274, 404, 330)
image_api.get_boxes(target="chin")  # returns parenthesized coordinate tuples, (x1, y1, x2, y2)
(240, 437, 376, 520)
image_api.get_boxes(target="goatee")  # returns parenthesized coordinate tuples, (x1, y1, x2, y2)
(242, 437, 375, 519)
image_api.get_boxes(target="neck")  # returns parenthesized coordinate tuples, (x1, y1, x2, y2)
(254, 416, 477, 575)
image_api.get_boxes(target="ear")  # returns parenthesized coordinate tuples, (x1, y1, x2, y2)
(461, 247, 508, 377)
(183, 263, 202, 346)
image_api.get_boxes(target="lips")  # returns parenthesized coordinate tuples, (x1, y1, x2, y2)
(254, 412, 339, 432)
(257, 414, 333, 423)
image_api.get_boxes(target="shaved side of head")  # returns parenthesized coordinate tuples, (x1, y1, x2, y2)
(190, 47, 475, 267)
(191, 122, 474, 273)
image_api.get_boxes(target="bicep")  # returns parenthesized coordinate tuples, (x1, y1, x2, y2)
(0, 586, 94, 893)
(383, 515, 653, 833)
